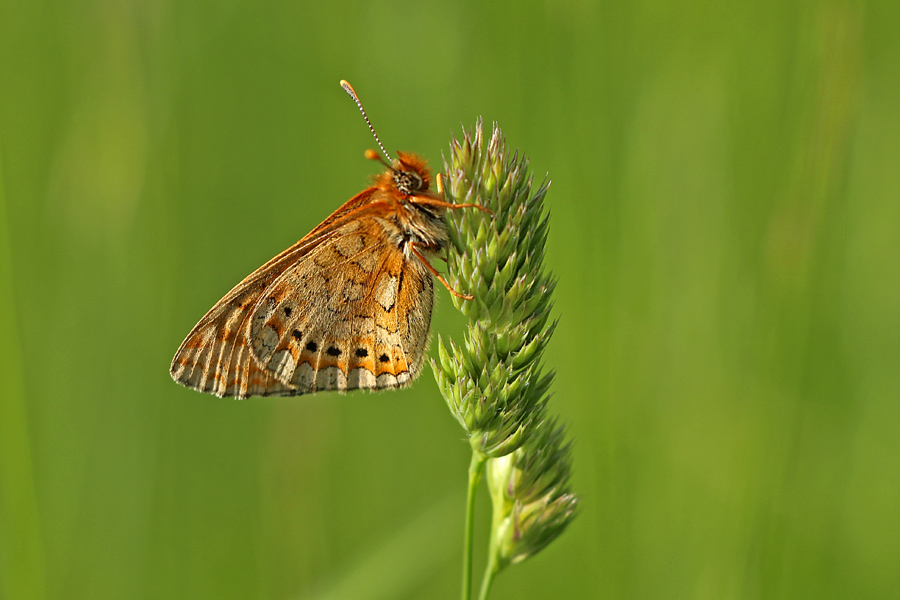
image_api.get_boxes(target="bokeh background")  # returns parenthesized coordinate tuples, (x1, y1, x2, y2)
(2, 0, 899, 598)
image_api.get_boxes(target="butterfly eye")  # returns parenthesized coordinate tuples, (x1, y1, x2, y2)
(393, 170, 426, 195)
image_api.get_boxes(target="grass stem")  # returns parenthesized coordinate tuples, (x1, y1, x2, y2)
(462, 451, 486, 600)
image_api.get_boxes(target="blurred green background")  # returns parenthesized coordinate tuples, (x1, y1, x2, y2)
(2, 0, 899, 598)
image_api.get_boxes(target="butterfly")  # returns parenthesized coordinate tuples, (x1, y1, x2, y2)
(170, 80, 488, 399)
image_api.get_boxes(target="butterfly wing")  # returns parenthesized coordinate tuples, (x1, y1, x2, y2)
(168, 226, 343, 398)
(248, 216, 434, 395)
(171, 214, 435, 399)
(169, 258, 297, 398)
(170, 187, 391, 398)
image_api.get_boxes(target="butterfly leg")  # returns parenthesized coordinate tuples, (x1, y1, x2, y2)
(410, 194, 493, 215)
(428, 183, 454, 264)
(408, 242, 473, 300)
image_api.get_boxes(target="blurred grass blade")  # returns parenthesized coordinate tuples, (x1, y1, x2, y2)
(300, 493, 462, 600)
(0, 147, 46, 600)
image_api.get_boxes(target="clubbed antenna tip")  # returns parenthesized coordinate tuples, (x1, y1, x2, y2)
(340, 79, 393, 163)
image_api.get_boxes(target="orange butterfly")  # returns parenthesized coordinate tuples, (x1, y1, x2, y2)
(170, 81, 488, 399)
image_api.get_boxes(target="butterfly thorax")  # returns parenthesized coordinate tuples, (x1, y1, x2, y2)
(372, 152, 450, 257)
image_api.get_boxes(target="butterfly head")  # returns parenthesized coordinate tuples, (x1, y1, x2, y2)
(391, 152, 431, 195)
(369, 150, 433, 198)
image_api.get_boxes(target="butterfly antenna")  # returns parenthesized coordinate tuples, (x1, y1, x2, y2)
(340, 80, 393, 164)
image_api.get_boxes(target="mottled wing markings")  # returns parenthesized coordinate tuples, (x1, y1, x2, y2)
(170, 219, 372, 398)
(249, 216, 435, 394)
(170, 270, 298, 398)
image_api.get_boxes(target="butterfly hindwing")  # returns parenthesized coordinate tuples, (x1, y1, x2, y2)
(248, 217, 435, 394)
(170, 268, 298, 398)
(169, 225, 350, 398)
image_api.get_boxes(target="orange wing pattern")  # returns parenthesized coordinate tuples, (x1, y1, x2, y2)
(170, 216, 434, 398)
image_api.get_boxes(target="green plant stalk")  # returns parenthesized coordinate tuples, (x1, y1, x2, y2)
(463, 452, 487, 600)
(476, 488, 502, 600)
(477, 550, 498, 600)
